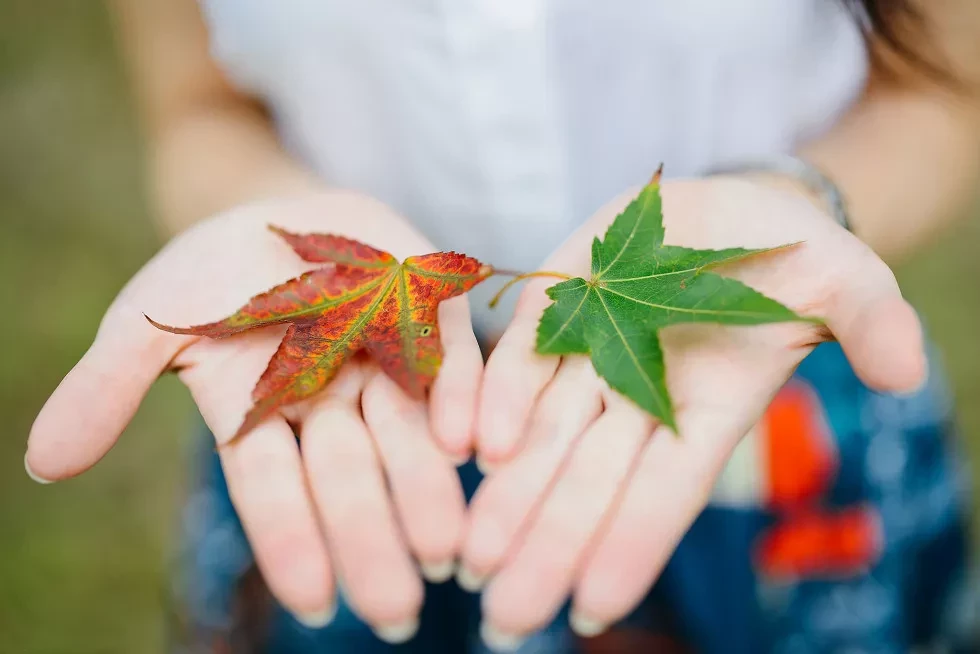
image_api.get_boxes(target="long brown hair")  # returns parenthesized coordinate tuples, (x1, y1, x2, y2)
(848, 0, 952, 84)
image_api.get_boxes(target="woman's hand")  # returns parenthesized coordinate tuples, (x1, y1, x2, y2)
(26, 191, 483, 641)
(461, 176, 926, 646)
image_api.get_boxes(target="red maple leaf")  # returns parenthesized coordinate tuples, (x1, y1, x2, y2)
(148, 226, 493, 443)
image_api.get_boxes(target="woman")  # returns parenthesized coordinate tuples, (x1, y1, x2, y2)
(26, 0, 980, 652)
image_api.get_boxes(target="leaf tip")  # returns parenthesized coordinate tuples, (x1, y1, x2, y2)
(268, 224, 305, 247)
(650, 163, 664, 187)
(215, 433, 243, 452)
(145, 313, 176, 333)
(223, 406, 263, 448)
(144, 313, 226, 337)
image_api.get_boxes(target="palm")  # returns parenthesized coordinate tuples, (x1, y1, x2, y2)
(27, 190, 484, 639)
(463, 178, 925, 643)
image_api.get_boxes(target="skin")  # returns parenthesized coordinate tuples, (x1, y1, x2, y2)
(26, 192, 483, 639)
(24, 0, 980, 649)
(469, 2, 980, 645)
(29, 0, 483, 641)
(468, 177, 928, 643)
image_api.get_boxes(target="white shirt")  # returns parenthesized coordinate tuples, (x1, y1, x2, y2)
(199, 0, 867, 337)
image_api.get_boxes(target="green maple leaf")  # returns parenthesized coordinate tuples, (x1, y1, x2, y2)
(535, 170, 806, 432)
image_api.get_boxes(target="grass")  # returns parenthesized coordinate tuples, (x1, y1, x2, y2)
(0, 2, 977, 653)
(0, 3, 190, 653)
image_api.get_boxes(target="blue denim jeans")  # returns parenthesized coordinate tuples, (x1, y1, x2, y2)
(169, 343, 978, 653)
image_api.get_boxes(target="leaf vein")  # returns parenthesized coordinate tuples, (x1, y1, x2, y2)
(600, 286, 780, 320)
(538, 286, 590, 351)
(595, 289, 667, 418)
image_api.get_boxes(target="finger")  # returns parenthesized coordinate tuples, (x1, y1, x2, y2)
(460, 357, 602, 587)
(572, 413, 740, 635)
(476, 277, 564, 466)
(301, 382, 424, 642)
(429, 296, 484, 461)
(481, 401, 652, 639)
(826, 268, 926, 393)
(362, 372, 467, 582)
(182, 332, 335, 625)
(27, 306, 187, 481)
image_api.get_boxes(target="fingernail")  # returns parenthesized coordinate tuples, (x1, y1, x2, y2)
(293, 604, 337, 629)
(25, 454, 54, 485)
(455, 565, 487, 592)
(421, 559, 456, 583)
(476, 454, 496, 476)
(480, 621, 525, 652)
(373, 617, 419, 644)
(569, 610, 608, 637)
(894, 368, 929, 398)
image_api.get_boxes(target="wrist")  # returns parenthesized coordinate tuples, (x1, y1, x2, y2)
(705, 156, 852, 233)
(739, 172, 832, 215)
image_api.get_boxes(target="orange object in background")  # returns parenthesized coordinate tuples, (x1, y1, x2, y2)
(763, 381, 838, 512)
(756, 382, 883, 580)
(756, 506, 883, 580)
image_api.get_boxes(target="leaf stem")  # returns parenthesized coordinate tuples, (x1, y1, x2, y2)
(488, 270, 574, 308)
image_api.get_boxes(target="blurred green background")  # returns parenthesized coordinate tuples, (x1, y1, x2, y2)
(0, 3, 191, 653)
(1, 2, 978, 653)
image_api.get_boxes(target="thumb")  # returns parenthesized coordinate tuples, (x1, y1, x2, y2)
(825, 269, 927, 395)
(26, 304, 188, 482)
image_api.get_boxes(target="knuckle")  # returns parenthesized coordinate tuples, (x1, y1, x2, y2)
(364, 376, 423, 429)
(303, 430, 373, 477)
(679, 449, 725, 510)
(226, 448, 296, 501)
(257, 525, 320, 577)
(304, 463, 385, 524)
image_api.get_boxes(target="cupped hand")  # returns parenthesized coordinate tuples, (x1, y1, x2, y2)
(462, 176, 926, 646)
(26, 190, 484, 641)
